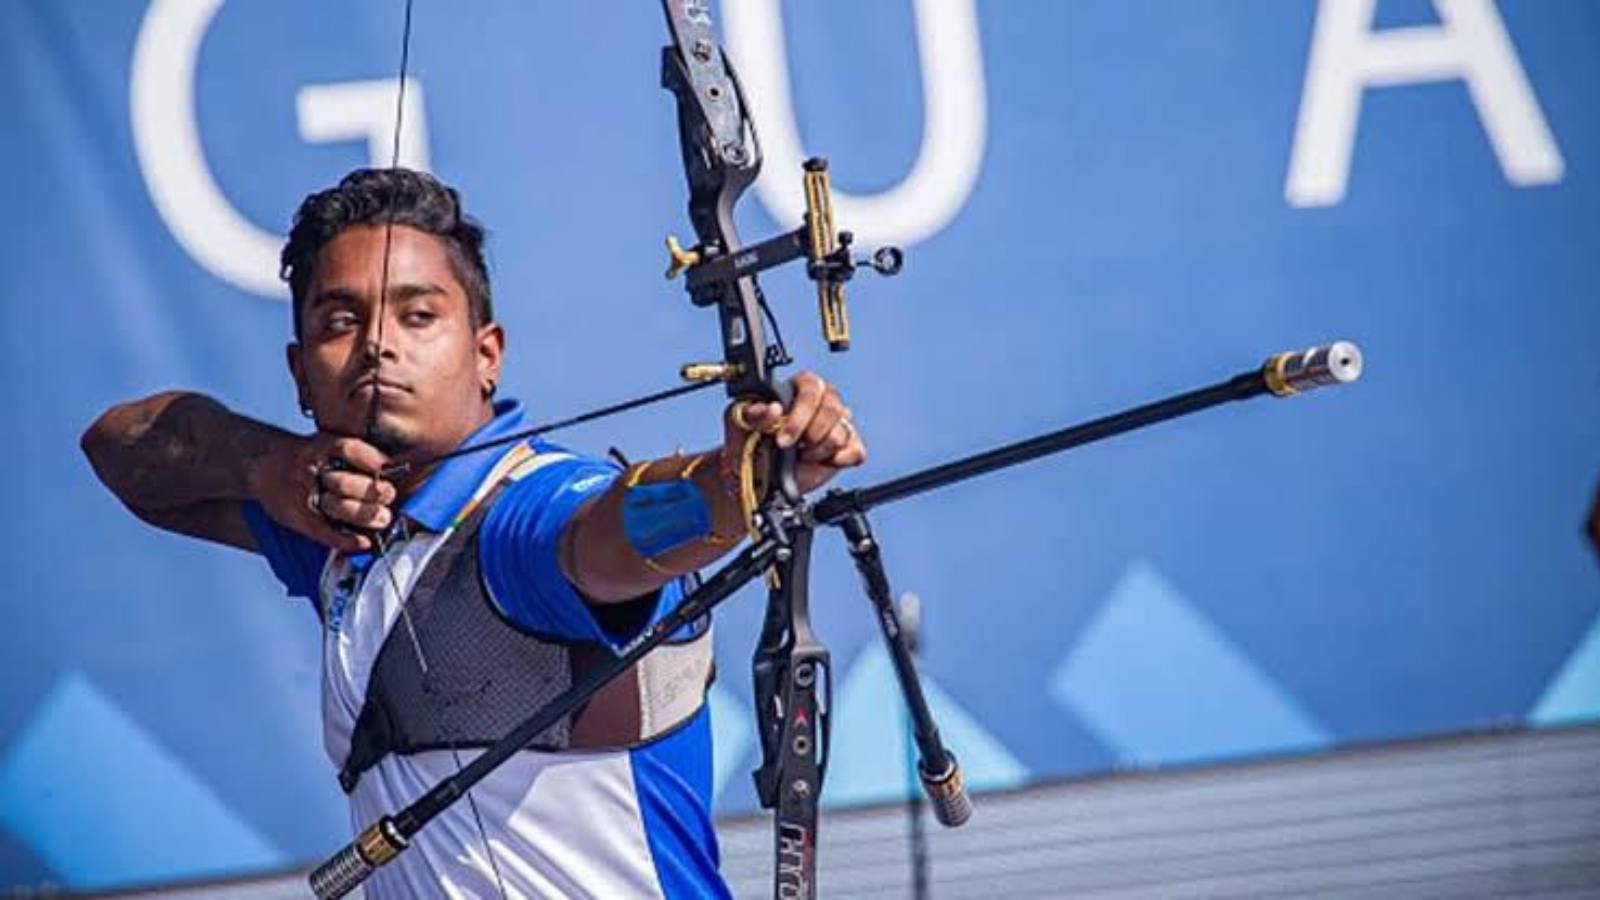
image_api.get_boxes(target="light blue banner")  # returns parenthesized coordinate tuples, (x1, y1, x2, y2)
(3, 0, 1597, 890)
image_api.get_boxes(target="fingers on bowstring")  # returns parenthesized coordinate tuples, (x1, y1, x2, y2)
(314, 466, 394, 533)
(321, 494, 395, 533)
(319, 467, 398, 508)
(303, 437, 391, 550)
(328, 436, 389, 475)
(302, 487, 373, 553)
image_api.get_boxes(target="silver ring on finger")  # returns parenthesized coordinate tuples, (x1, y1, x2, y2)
(308, 460, 335, 516)
(838, 417, 856, 442)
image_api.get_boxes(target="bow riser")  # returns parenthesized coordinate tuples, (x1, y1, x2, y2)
(660, 2, 779, 403)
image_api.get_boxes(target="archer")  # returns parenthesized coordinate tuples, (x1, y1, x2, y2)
(80, 167, 865, 898)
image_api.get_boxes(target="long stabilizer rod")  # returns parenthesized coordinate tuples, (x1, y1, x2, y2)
(814, 341, 1362, 523)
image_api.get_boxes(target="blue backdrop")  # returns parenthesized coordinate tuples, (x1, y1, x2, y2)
(4, 0, 1598, 891)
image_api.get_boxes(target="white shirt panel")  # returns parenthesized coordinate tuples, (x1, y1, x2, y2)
(316, 454, 665, 899)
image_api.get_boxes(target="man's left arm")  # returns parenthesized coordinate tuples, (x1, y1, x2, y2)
(562, 372, 864, 604)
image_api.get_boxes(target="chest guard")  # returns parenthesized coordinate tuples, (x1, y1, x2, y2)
(337, 475, 714, 794)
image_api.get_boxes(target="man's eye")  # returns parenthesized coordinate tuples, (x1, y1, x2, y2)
(326, 312, 359, 332)
(404, 310, 438, 327)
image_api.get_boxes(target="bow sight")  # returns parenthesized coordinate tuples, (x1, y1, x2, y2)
(658, 0, 901, 395)
(666, 158, 903, 357)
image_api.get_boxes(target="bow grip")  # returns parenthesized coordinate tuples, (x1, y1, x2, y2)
(753, 378, 802, 505)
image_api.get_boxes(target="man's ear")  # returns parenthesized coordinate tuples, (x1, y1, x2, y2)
(476, 322, 506, 400)
(286, 342, 312, 416)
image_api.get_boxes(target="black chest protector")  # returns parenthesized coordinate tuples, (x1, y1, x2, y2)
(334, 477, 714, 794)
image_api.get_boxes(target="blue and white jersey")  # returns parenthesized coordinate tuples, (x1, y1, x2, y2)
(243, 399, 730, 899)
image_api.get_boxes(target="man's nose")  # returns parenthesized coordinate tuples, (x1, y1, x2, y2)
(360, 312, 400, 365)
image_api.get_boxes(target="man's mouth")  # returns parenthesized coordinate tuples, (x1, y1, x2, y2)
(348, 376, 413, 399)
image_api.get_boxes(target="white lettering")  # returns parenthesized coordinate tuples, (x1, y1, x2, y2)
(723, 0, 986, 247)
(297, 80, 429, 178)
(1286, 0, 1563, 207)
(776, 824, 809, 896)
(131, 0, 431, 298)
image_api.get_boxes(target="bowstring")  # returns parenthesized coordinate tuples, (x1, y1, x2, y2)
(380, 377, 720, 481)
(364, 1, 508, 895)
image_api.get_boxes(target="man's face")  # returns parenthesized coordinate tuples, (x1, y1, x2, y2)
(288, 224, 503, 467)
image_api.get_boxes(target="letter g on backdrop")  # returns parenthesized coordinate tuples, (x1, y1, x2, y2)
(128, 0, 988, 299)
(130, 0, 430, 299)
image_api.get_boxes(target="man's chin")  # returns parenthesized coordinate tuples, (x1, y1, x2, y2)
(365, 419, 414, 457)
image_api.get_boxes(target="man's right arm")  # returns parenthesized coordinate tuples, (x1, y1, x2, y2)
(80, 391, 377, 554)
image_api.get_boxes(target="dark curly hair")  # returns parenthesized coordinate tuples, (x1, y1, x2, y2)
(280, 168, 492, 339)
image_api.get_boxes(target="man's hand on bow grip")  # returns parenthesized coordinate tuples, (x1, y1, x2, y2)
(730, 371, 866, 495)
(254, 434, 396, 554)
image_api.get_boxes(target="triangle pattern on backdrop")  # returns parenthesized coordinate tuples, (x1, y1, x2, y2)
(823, 643, 1030, 808)
(1049, 562, 1331, 768)
(1530, 612, 1600, 727)
(0, 672, 284, 892)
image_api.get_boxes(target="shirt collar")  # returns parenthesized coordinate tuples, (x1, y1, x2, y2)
(401, 398, 537, 532)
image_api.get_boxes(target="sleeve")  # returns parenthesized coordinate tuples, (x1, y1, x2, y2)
(240, 500, 330, 600)
(479, 456, 660, 646)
